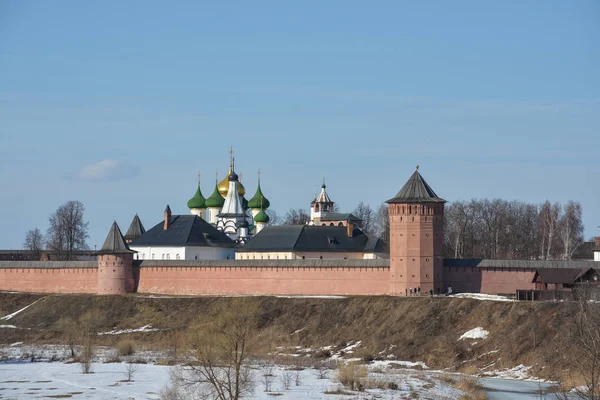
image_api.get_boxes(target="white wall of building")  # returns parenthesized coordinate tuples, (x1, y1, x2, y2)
(131, 246, 235, 261)
(595, 251, 600, 262)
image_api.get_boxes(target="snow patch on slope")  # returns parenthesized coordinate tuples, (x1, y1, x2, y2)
(459, 327, 489, 340)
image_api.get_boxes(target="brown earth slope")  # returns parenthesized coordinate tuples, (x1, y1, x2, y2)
(0, 292, 578, 379)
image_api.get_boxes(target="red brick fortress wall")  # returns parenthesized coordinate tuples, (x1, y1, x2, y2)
(0, 261, 98, 294)
(445, 266, 536, 294)
(135, 260, 390, 296)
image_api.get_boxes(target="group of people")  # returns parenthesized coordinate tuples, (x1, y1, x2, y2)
(407, 287, 423, 296)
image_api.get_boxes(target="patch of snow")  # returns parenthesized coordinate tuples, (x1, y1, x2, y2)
(98, 325, 159, 335)
(452, 293, 514, 302)
(370, 359, 429, 370)
(0, 299, 40, 320)
(0, 324, 17, 328)
(483, 364, 532, 380)
(10, 342, 23, 346)
(291, 328, 305, 335)
(459, 327, 489, 340)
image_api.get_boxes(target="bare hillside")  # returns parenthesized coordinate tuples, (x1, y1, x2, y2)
(0, 292, 577, 380)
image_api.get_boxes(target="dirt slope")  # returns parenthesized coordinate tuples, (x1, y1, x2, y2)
(0, 292, 575, 379)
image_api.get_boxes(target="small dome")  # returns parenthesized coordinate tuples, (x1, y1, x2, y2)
(254, 209, 270, 224)
(206, 181, 225, 208)
(218, 166, 246, 197)
(238, 219, 249, 228)
(187, 185, 206, 209)
(248, 183, 270, 209)
(228, 171, 239, 181)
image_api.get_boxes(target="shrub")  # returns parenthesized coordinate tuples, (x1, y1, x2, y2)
(336, 362, 367, 391)
(117, 340, 136, 356)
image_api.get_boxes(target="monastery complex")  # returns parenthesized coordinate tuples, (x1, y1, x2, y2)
(0, 150, 598, 297)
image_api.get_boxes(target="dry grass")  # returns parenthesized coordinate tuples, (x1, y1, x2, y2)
(458, 365, 479, 375)
(117, 340, 136, 356)
(336, 362, 367, 391)
(0, 292, 587, 382)
(454, 376, 487, 400)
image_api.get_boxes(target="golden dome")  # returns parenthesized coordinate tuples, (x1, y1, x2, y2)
(217, 166, 246, 197)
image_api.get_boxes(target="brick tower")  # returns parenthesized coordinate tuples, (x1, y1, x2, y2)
(97, 221, 136, 295)
(386, 167, 445, 295)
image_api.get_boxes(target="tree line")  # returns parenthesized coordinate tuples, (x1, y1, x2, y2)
(277, 198, 585, 261)
(444, 199, 584, 260)
(23, 200, 90, 261)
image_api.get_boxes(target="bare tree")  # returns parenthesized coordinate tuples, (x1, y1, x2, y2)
(373, 204, 390, 251)
(124, 362, 139, 382)
(352, 202, 375, 235)
(170, 302, 258, 400)
(46, 200, 89, 260)
(23, 228, 44, 260)
(539, 201, 561, 260)
(265, 209, 281, 226)
(555, 288, 600, 399)
(444, 201, 474, 259)
(280, 370, 293, 390)
(560, 201, 584, 260)
(78, 309, 104, 374)
(283, 208, 310, 225)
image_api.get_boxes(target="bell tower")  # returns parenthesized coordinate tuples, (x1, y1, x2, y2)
(386, 167, 445, 295)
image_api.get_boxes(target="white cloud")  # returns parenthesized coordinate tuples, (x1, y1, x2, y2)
(76, 159, 140, 182)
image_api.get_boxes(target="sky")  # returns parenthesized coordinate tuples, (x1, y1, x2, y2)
(0, 1, 599, 249)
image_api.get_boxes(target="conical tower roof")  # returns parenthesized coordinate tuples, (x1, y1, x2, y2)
(97, 221, 135, 254)
(187, 185, 206, 209)
(206, 180, 226, 208)
(386, 167, 446, 204)
(124, 214, 146, 242)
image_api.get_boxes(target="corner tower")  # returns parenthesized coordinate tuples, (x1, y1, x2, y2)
(386, 167, 445, 295)
(97, 221, 136, 295)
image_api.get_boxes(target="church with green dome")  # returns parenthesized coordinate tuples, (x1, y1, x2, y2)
(186, 148, 271, 241)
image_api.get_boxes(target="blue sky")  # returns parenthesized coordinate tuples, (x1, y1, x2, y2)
(0, 1, 598, 249)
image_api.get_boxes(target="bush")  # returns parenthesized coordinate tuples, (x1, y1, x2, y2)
(336, 362, 367, 391)
(117, 340, 136, 356)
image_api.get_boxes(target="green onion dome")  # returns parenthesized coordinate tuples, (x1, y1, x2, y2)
(187, 185, 206, 209)
(254, 209, 270, 224)
(248, 183, 270, 209)
(205, 181, 225, 208)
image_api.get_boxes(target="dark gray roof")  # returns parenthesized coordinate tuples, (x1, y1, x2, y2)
(97, 221, 135, 254)
(534, 268, 595, 284)
(387, 170, 445, 204)
(444, 259, 600, 269)
(124, 214, 146, 241)
(238, 225, 385, 253)
(320, 213, 361, 222)
(130, 215, 236, 248)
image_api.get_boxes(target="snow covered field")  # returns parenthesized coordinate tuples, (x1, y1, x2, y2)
(0, 361, 466, 400)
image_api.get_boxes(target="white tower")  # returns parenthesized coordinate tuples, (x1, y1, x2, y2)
(309, 180, 335, 225)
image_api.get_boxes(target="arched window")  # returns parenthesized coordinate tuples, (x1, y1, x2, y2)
(338, 222, 343, 226)
(315, 204, 320, 212)
(152, 253, 155, 260)
(329, 223, 334, 226)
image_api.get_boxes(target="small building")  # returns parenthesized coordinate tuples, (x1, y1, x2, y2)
(235, 225, 386, 260)
(129, 205, 236, 260)
(533, 267, 598, 291)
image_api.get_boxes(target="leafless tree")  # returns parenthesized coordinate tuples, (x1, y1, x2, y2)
(23, 228, 45, 260)
(560, 201, 584, 260)
(373, 203, 390, 252)
(46, 200, 89, 260)
(539, 201, 561, 260)
(124, 362, 139, 382)
(265, 209, 281, 226)
(168, 302, 257, 400)
(444, 201, 474, 259)
(283, 208, 310, 225)
(280, 370, 293, 390)
(77, 309, 104, 374)
(555, 288, 600, 399)
(352, 202, 375, 235)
